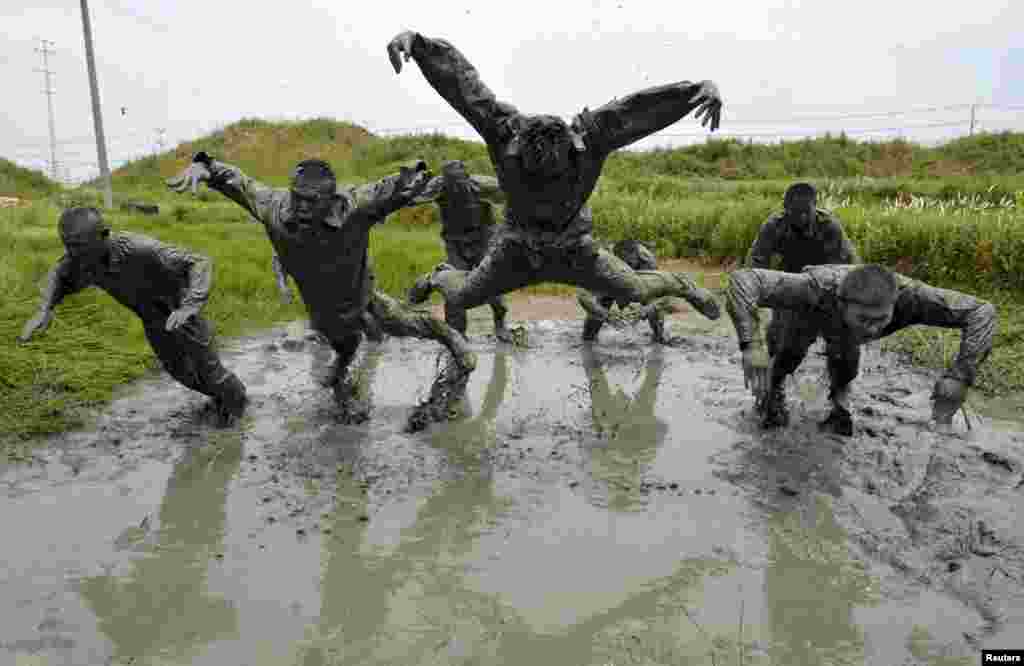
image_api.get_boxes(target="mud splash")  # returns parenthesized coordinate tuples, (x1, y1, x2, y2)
(1, 313, 1022, 665)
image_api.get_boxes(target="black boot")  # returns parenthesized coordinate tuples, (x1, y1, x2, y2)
(759, 384, 790, 429)
(819, 404, 854, 436)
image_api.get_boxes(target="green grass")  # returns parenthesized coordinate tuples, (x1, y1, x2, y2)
(4, 120, 1024, 445)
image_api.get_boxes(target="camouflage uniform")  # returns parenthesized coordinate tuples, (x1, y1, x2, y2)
(402, 34, 720, 327)
(31, 232, 246, 414)
(411, 169, 509, 335)
(202, 160, 475, 395)
(726, 265, 996, 410)
(746, 207, 859, 356)
(578, 240, 667, 343)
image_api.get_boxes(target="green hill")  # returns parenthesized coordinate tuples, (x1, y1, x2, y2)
(0, 157, 60, 199)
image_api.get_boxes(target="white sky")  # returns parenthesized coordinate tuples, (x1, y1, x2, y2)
(1, 0, 1022, 182)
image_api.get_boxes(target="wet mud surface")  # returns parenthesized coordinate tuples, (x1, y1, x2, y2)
(2, 306, 1023, 665)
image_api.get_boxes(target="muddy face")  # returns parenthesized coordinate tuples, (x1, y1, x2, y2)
(784, 194, 816, 238)
(841, 301, 894, 343)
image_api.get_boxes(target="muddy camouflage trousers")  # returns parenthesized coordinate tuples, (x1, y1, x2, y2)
(142, 315, 246, 410)
(318, 289, 474, 384)
(767, 308, 860, 398)
(430, 225, 706, 334)
(444, 232, 508, 330)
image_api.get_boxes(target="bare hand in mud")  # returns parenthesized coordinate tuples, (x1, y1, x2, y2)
(931, 377, 968, 426)
(741, 348, 770, 401)
(17, 310, 53, 343)
(387, 31, 417, 74)
(165, 306, 199, 331)
(166, 162, 211, 195)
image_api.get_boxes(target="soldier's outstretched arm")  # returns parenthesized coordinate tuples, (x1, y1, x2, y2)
(17, 257, 86, 342)
(167, 152, 280, 226)
(887, 283, 996, 420)
(387, 31, 519, 145)
(350, 160, 434, 226)
(727, 268, 817, 397)
(579, 79, 722, 155)
(271, 253, 293, 304)
(745, 217, 780, 268)
(406, 175, 445, 206)
(158, 244, 214, 331)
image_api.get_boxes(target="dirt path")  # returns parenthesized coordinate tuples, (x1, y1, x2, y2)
(1, 302, 1022, 666)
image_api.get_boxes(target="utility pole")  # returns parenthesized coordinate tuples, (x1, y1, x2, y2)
(34, 39, 60, 182)
(79, 0, 112, 208)
(969, 104, 976, 136)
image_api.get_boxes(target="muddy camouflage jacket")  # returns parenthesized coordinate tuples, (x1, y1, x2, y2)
(726, 266, 996, 385)
(37, 232, 212, 324)
(407, 33, 713, 238)
(746, 208, 859, 272)
(204, 160, 422, 332)
(411, 174, 505, 240)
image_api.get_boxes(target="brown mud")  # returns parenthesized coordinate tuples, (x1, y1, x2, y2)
(1, 300, 1023, 666)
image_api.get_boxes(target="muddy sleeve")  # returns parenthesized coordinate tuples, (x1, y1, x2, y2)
(408, 34, 520, 145)
(350, 169, 431, 226)
(205, 160, 282, 226)
(891, 285, 997, 385)
(156, 243, 213, 312)
(577, 290, 610, 319)
(726, 269, 818, 350)
(36, 255, 89, 311)
(745, 217, 780, 269)
(824, 213, 860, 264)
(471, 175, 506, 204)
(579, 81, 708, 155)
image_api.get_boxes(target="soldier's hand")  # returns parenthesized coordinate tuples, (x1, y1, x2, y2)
(605, 309, 630, 329)
(166, 162, 211, 195)
(931, 376, 968, 425)
(387, 31, 418, 74)
(690, 80, 722, 132)
(741, 348, 769, 401)
(397, 160, 432, 201)
(165, 306, 199, 331)
(17, 311, 53, 343)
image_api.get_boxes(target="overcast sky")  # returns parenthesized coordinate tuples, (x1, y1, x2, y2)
(1, 0, 1021, 182)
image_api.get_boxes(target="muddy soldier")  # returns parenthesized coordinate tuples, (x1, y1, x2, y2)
(17, 207, 248, 424)
(410, 159, 512, 341)
(727, 264, 996, 435)
(167, 154, 476, 423)
(746, 182, 860, 364)
(577, 240, 674, 344)
(388, 31, 723, 332)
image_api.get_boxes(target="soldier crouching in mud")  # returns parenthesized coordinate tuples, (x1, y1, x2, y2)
(388, 30, 723, 335)
(167, 153, 476, 426)
(746, 182, 860, 359)
(408, 159, 513, 341)
(577, 240, 677, 345)
(726, 263, 996, 436)
(17, 207, 248, 425)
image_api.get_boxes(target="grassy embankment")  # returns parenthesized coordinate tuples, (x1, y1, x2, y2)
(3, 118, 1023, 445)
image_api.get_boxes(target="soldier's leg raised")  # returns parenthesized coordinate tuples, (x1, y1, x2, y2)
(818, 338, 861, 436)
(370, 290, 477, 374)
(145, 316, 247, 424)
(548, 243, 721, 321)
(409, 229, 538, 335)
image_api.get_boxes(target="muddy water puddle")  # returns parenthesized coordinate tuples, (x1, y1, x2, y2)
(2, 318, 1023, 665)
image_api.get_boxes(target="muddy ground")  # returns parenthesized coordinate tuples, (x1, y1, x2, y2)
(2, 295, 1024, 666)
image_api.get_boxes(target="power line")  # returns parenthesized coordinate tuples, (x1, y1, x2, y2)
(34, 38, 60, 182)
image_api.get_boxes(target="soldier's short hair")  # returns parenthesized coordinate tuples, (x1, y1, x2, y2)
(784, 182, 816, 205)
(59, 206, 109, 238)
(291, 159, 336, 191)
(612, 240, 658, 270)
(838, 264, 898, 307)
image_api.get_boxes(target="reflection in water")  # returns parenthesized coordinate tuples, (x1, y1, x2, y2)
(76, 429, 244, 663)
(578, 346, 669, 511)
(764, 494, 874, 665)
